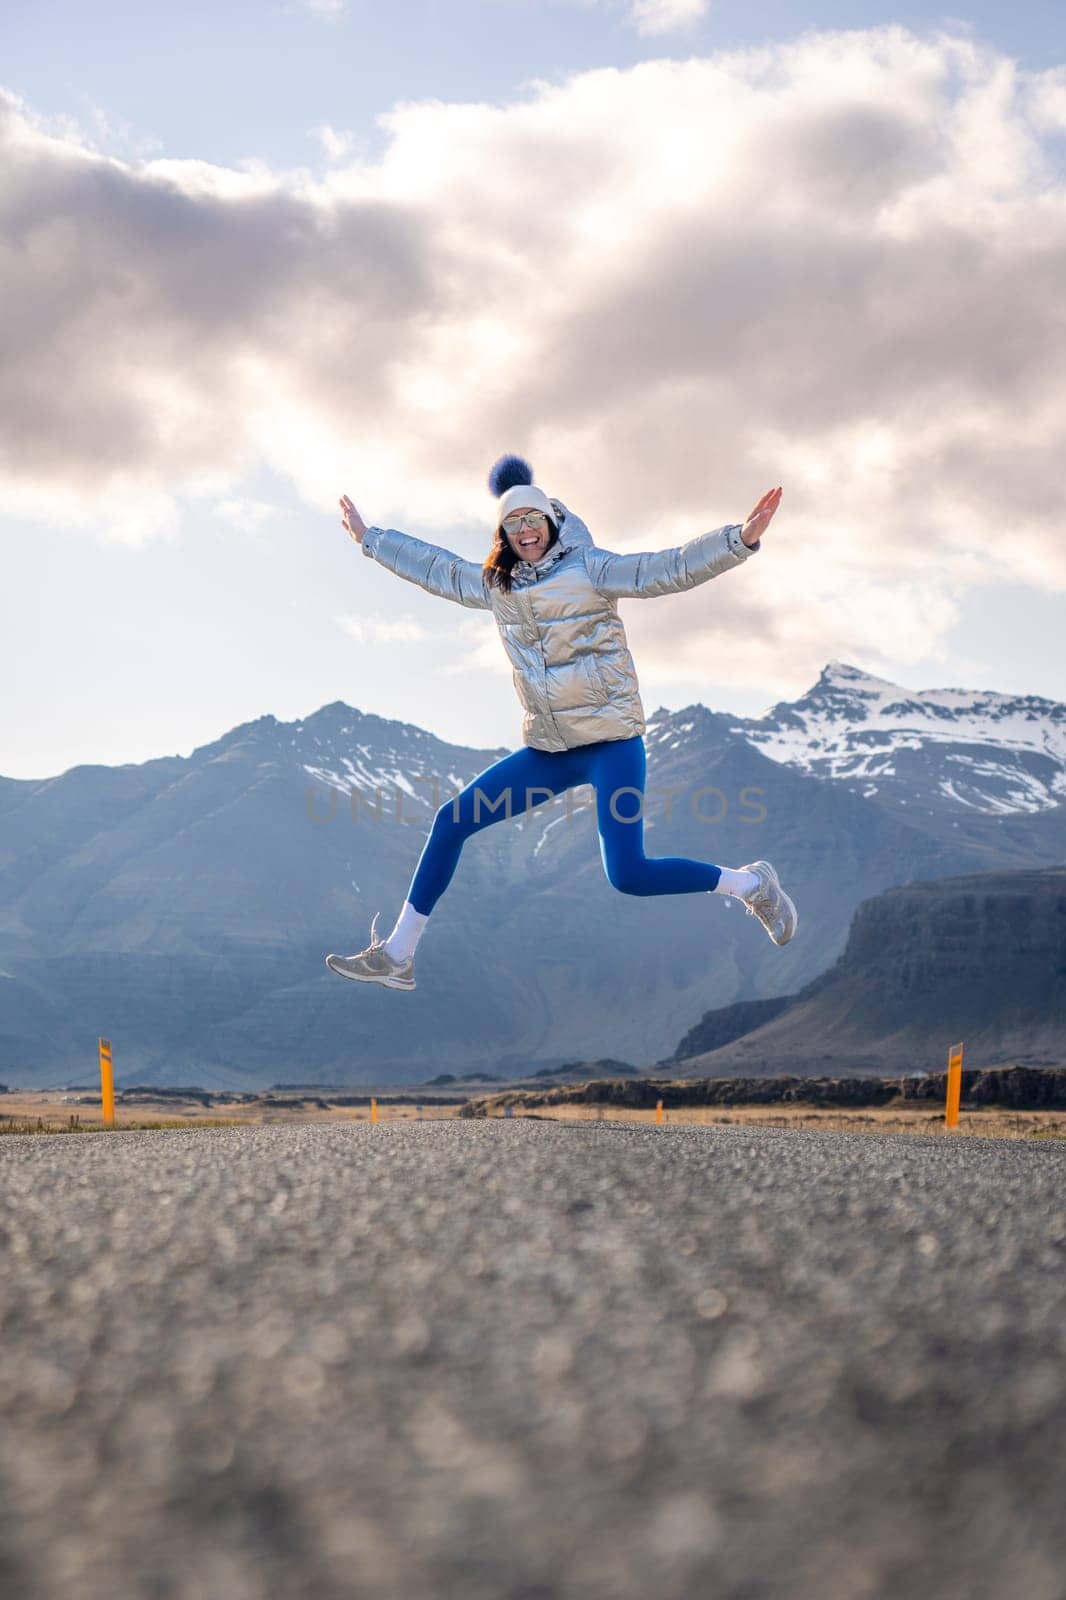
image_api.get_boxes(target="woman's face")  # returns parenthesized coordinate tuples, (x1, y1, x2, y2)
(502, 507, 552, 563)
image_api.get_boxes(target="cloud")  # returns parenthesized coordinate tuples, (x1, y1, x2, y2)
(212, 496, 282, 540)
(103, 494, 182, 549)
(296, 0, 349, 19)
(566, 0, 712, 35)
(628, 0, 710, 35)
(310, 123, 362, 163)
(338, 611, 436, 644)
(2, 25, 1065, 697)
(4, 93, 165, 161)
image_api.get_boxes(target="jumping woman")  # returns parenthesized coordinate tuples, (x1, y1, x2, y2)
(326, 455, 797, 991)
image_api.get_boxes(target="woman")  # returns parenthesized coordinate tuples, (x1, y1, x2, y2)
(326, 455, 796, 990)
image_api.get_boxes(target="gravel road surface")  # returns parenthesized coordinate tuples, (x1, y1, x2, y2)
(1, 1120, 1063, 1600)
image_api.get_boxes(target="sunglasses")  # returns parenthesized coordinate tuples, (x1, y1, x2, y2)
(502, 510, 549, 535)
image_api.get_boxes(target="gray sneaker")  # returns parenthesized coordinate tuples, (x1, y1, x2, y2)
(736, 860, 798, 947)
(325, 912, 416, 990)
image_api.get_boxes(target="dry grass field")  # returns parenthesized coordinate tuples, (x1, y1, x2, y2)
(0, 1089, 455, 1133)
(512, 1102, 1066, 1140)
(2, 1089, 1064, 1139)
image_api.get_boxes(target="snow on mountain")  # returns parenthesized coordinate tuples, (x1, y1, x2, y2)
(281, 702, 506, 814)
(728, 660, 1066, 816)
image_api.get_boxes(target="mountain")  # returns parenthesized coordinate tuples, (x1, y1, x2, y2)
(668, 866, 1066, 1078)
(2, 665, 1064, 1088)
(670, 995, 797, 1060)
(729, 659, 1066, 816)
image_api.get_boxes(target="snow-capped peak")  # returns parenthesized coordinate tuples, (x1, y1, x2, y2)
(730, 661, 1066, 816)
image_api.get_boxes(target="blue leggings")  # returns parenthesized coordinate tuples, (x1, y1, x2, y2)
(406, 733, 723, 915)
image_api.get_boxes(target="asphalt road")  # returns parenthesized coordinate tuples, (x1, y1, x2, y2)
(1, 1120, 1063, 1600)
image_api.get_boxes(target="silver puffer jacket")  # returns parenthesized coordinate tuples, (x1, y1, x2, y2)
(360, 500, 760, 752)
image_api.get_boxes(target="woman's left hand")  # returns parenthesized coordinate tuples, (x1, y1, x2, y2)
(742, 486, 782, 547)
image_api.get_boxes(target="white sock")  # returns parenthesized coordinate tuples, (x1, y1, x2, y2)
(712, 866, 760, 899)
(382, 899, 429, 963)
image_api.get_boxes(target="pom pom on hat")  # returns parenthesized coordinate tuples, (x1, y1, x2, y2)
(487, 454, 534, 497)
(488, 452, 554, 527)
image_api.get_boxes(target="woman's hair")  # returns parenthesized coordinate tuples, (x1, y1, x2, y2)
(483, 515, 560, 594)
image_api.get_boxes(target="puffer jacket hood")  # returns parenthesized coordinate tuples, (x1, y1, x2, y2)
(360, 498, 759, 753)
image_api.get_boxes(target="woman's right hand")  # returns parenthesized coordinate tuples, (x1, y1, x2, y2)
(339, 494, 368, 545)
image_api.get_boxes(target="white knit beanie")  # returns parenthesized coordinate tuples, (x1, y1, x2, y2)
(496, 482, 554, 524)
(487, 454, 556, 528)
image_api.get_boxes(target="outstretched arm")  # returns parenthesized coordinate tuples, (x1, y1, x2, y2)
(581, 487, 781, 600)
(339, 493, 491, 610)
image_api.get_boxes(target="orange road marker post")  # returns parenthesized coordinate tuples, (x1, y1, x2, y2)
(370, 1097, 378, 1125)
(945, 1042, 964, 1131)
(655, 1099, 664, 1126)
(98, 1037, 115, 1129)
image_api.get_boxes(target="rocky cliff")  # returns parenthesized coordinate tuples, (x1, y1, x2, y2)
(671, 866, 1066, 1077)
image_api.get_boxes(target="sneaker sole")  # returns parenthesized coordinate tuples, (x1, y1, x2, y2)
(325, 955, 416, 990)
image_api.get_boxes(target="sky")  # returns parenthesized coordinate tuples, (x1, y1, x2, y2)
(2, 0, 1064, 780)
